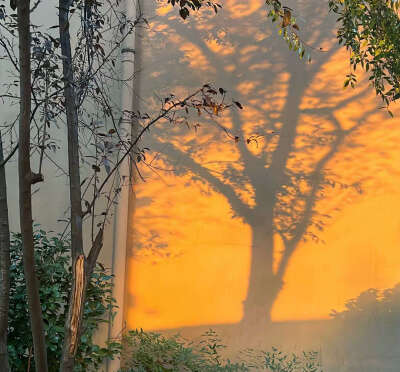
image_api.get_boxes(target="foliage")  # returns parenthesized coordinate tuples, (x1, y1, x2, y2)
(260, 348, 322, 372)
(121, 329, 247, 372)
(168, 0, 222, 19)
(238, 347, 322, 372)
(120, 329, 322, 372)
(147, 0, 313, 60)
(330, 283, 400, 321)
(329, 0, 400, 111)
(265, 0, 311, 62)
(7, 228, 121, 371)
(267, 0, 400, 107)
(329, 284, 400, 369)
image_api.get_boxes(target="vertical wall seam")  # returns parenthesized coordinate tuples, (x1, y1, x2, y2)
(106, 0, 139, 370)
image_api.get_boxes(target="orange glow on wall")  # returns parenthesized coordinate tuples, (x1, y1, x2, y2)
(126, 172, 252, 330)
(124, 0, 400, 332)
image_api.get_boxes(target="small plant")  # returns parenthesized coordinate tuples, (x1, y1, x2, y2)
(8, 228, 121, 371)
(262, 348, 322, 372)
(239, 346, 322, 371)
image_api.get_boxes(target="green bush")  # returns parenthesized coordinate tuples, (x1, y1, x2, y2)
(120, 329, 322, 372)
(120, 329, 247, 371)
(8, 228, 121, 371)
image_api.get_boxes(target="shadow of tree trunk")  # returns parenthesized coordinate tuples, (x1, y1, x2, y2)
(131, 0, 372, 327)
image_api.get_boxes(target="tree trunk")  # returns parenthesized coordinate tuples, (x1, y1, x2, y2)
(242, 214, 282, 326)
(17, 1, 49, 371)
(59, 0, 86, 370)
(0, 132, 10, 371)
(60, 255, 87, 372)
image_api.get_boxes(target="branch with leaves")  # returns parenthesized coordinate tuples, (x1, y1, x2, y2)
(329, 0, 400, 113)
(167, 0, 222, 19)
(265, 0, 312, 62)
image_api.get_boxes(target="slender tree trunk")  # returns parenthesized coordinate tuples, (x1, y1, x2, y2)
(0, 132, 10, 371)
(59, 1, 86, 370)
(17, 1, 49, 371)
(242, 211, 282, 326)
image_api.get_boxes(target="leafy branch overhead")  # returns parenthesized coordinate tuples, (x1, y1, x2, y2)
(265, 0, 311, 61)
(171, 0, 310, 61)
(167, 0, 222, 19)
(329, 0, 400, 110)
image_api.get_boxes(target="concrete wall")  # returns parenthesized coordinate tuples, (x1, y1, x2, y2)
(125, 1, 400, 371)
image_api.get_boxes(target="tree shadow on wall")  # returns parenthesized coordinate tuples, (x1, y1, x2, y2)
(132, 0, 388, 329)
(328, 284, 400, 372)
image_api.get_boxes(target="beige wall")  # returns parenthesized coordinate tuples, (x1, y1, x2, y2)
(1, 4, 126, 366)
(0, 3, 121, 264)
(125, 1, 400, 371)
(1, 3, 68, 232)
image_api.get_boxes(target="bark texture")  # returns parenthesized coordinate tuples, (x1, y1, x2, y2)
(0, 133, 10, 371)
(59, 1, 87, 369)
(17, 0, 48, 370)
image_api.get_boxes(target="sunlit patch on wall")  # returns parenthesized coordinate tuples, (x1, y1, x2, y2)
(270, 63, 400, 321)
(205, 38, 235, 56)
(226, 0, 263, 19)
(272, 194, 400, 321)
(179, 42, 215, 73)
(156, 3, 173, 16)
(125, 167, 252, 330)
(125, 0, 400, 333)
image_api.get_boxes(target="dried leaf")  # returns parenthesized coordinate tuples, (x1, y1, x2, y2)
(282, 8, 291, 28)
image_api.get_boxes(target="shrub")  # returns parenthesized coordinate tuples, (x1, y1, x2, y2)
(120, 329, 322, 372)
(120, 329, 248, 372)
(330, 285, 400, 369)
(8, 228, 121, 371)
(253, 348, 322, 371)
